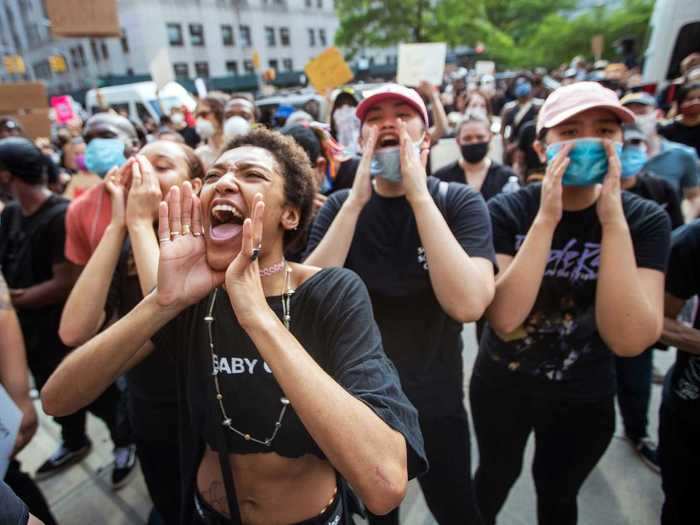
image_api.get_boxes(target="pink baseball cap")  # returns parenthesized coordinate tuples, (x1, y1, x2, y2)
(536, 81, 635, 135)
(355, 84, 430, 127)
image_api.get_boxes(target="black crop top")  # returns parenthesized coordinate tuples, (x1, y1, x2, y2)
(153, 267, 427, 521)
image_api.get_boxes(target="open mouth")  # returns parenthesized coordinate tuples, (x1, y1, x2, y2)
(377, 134, 400, 149)
(209, 203, 245, 241)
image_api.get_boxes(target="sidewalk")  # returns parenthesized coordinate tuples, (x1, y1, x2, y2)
(17, 323, 668, 524)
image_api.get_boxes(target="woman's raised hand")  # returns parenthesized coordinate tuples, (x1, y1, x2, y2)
(126, 155, 163, 228)
(224, 193, 271, 328)
(104, 161, 133, 228)
(156, 182, 224, 309)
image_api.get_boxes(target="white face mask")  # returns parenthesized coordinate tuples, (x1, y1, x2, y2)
(196, 118, 216, 140)
(636, 112, 657, 138)
(223, 116, 250, 140)
(171, 113, 184, 126)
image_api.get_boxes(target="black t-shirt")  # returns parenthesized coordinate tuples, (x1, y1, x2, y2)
(433, 161, 517, 202)
(658, 120, 700, 157)
(0, 480, 28, 525)
(0, 195, 70, 368)
(332, 156, 360, 193)
(627, 171, 684, 229)
(517, 121, 546, 177)
(177, 126, 200, 149)
(665, 219, 700, 417)
(106, 239, 178, 440)
(304, 177, 496, 415)
(502, 99, 542, 144)
(476, 184, 671, 400)
(153, 267, 426, 518)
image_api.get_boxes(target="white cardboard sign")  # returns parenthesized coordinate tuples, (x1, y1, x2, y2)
(149, 48, 174, 91)
(397, 42, 447, 87)
(0, 385, 22, 478)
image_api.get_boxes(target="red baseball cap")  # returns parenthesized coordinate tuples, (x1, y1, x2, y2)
(355, 84, 429, 127)
(536, 81, 635, 135)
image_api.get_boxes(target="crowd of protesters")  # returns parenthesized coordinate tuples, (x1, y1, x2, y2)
(0, 48, 699, 525)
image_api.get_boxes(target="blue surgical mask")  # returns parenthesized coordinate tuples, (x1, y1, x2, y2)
(85, 138, 127, 177)
(370, 141, 422, 183)
(620, 145, 647, 178)
(514, 81, 532, 98)
(545, 138, 623, 186)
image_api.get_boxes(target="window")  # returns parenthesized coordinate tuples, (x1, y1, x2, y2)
(121, 28, 129, 53)
(127, 67, 134, 75)
(280, 27, 290, 46)
(317, 0, 322, 7)
(319, 28, 326, 47)
(90, 39, 99, 62)
(78, 45, 86, 67)
(265, 27, 275, 47)
(167, 23, 183, 46)
(225, 60, 238, 75)
(305, 0, 311, 6)
(70, 47, 79, 69)
(221, 24, 234, 46)
(307, 28, 315, 47)
(190, 24, 205, 46)
(268, 59, 278, 71)
(136, 102, 152, 123)
(282, 58, 293, 71)
(101, 41, 109, 60)
(173, 62, 189, 79)
(195, 61, 209, 78)
(243, 59, 254, 73)
(239, 25, 251, 48)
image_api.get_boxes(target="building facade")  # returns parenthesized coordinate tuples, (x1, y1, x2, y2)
(0, 0, 340, 94)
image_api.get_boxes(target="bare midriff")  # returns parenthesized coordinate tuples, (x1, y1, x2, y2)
(196, 446, 337, 525)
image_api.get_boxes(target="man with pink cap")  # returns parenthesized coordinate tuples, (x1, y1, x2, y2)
(470, 81, 671, 524)
(305, 83, 497, 524)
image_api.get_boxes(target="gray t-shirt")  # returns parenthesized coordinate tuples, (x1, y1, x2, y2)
(644, 139, 700, 198)
(0, 480, 29, 525)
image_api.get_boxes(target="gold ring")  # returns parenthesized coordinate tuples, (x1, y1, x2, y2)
(193, 231, 202, 237)
(170, 231, 180, 237)
(182, 224, 191, 235)
(159, 237, 171, 242)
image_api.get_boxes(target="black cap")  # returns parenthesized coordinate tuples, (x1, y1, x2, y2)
(0, 137, 47, 184)
(281, 125, 321, 166)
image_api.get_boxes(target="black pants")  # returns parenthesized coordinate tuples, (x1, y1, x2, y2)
(470, 376, 615, 525)
(33, 366, 130, 450)
(615, 348, 653, 441)
(368, 405, 482, 525)
(658, 400, 700, 525)
(135, 436, 181, 525)
(4, 460, 58, 525)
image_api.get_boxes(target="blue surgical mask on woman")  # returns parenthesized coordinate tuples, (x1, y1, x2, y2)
(370, 141, 422, 183)
(514, 81, 532, 98)
(85, 138, 127, 177)
(620, 145, 648, 178)
(545, 138, 623, 186)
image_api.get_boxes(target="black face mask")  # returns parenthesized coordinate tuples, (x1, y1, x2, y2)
(460, 142, 489, 163)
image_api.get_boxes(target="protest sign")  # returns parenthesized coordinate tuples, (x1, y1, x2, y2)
(397, 43, 447, 87)
(46, 0, 121, 37)
(0, 385, 21, 479)
(304, 47, 354, 93)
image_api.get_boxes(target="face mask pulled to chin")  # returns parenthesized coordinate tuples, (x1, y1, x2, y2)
(545, 138, 622, 186)
(370, 140, 422, 183)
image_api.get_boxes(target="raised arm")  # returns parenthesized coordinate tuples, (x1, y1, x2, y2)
(418, 81, 448, 144)
(485, 145, 569, 334)
(59, 166, 128, 346)
(226, 198, 407, 515)
(595, 142, 668, 357)
(304, 126, 378, 267)
(43, 183, 224, 416)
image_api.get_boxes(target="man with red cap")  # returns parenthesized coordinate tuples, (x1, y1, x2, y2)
(470, 81, 671, 524)
(305, 83, 496, 524)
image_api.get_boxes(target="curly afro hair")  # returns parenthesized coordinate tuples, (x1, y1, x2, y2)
(223, 128, 317, 250)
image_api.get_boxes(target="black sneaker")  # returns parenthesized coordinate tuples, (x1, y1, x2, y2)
(634, 437, 661, 473)
(35, 440, 92, 480)
(112, 444, 137, 489)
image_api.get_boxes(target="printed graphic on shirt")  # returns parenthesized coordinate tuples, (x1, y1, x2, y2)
(675, 356, 700, 401)
(488, 236, 600, 381)
(212, 354, 272, 375)
(417, 247, 428, 270)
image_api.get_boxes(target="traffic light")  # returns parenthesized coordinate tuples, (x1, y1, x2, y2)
(3, 55, 26, 75)
(49, 54, 67, 73)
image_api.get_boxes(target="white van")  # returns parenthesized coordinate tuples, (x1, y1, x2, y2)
(85, 81, 197, 125)
(642, 0, 700, 91)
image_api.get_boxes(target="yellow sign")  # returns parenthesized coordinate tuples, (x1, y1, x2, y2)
(49, 55, 67, 73)
(3, 55, 26, 75)
(304, 47, 354, 94)
(252, 50, 261, 71)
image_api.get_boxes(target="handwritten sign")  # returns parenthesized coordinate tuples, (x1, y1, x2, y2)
(304, 47, 354, 94)
(397, 43, 447, 87)
(0, 385, 22, 479)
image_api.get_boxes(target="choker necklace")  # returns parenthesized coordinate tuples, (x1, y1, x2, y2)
(205, 264, 294, 446)
(259, 259, 285, 277)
